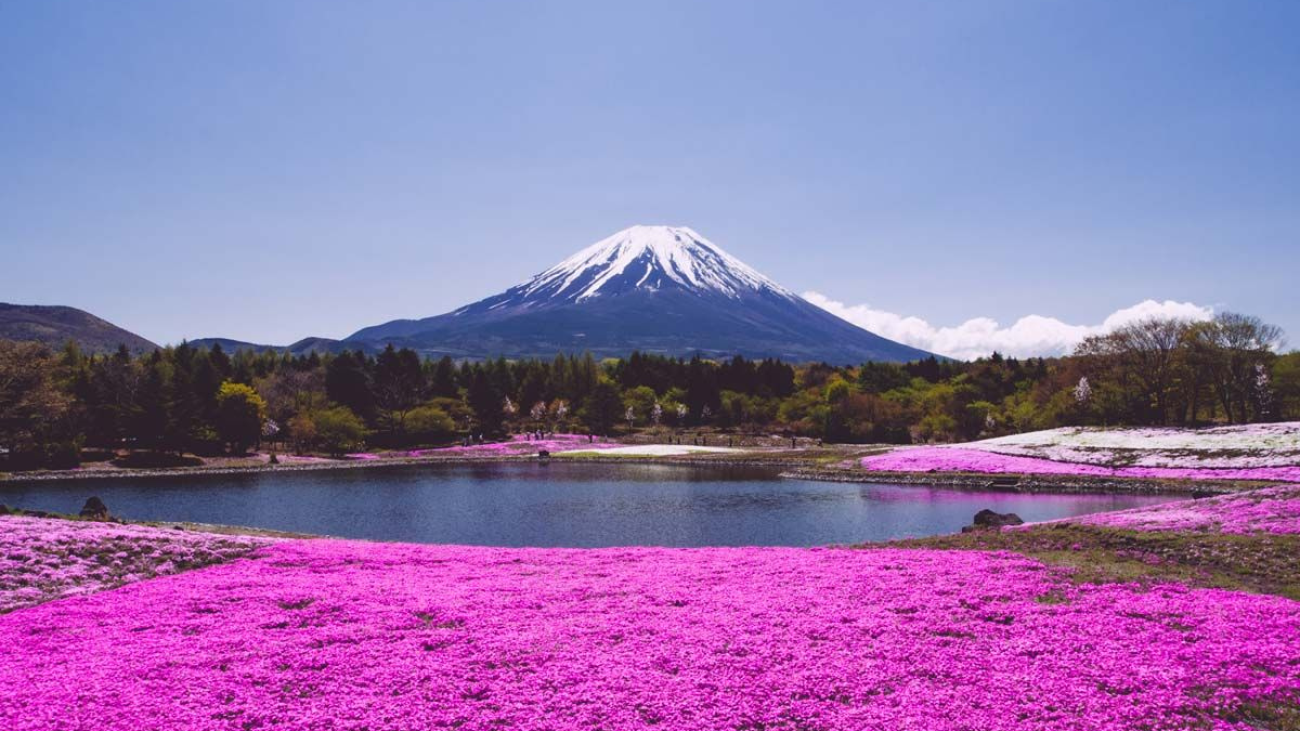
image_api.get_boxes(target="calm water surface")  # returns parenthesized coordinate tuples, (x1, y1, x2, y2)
(1, 463, 1175, 547)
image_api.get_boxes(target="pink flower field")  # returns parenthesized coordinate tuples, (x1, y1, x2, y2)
(356, 434, 621, 460)
(2, 525, 1299, 730)
(1055, 484, 1300, 535)
(0, 516, 271, 613)
(861, 447, 1300, 483)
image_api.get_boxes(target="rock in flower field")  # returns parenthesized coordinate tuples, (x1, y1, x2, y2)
(0, 516, 272, 613)
(1, 523, 1299, 730)
(1052, 484, 1300, 535)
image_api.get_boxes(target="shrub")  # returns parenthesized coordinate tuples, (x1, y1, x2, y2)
(405, 404, 456, 444)
(311, 406, 367, 457)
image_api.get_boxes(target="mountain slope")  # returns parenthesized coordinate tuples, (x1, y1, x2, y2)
(0, 303, 158, 354)
(349, 226, 935, 363)
(187, 336, 347, 356)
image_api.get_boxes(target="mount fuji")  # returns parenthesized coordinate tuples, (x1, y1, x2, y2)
(346, 225, 936, 363)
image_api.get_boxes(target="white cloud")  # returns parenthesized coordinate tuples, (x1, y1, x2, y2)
(803, 292, 1214, 361)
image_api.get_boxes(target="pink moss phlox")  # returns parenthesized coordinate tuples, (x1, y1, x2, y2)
(1, 539, 1298, 729)
(0, 516, 272, 613)
(862, 447, 1300, 483)
(1055, 484, 1300, 535)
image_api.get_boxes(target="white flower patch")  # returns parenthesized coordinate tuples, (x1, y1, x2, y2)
(959, 423, 1300, 469)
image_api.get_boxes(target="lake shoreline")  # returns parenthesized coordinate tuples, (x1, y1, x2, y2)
(0, 450, 831, 484)
(780, 465, 1280, 495)
(4, 449, 1271, 497)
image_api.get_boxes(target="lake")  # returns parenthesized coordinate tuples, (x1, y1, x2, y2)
(1, 463, 1175, 547)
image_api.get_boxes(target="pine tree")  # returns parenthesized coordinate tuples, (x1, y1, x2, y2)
(581, 381, 622, 435)
(466, 368, 504, 435)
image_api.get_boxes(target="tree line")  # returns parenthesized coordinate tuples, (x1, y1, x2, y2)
(0, 311, 1295, 469)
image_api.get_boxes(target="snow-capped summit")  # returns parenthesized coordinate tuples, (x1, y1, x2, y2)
(516, 225, 795, 304)
(347, 226, 937, 364)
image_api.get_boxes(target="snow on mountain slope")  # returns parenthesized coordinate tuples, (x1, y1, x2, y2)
(458, 225, 796, 312)
(347, 225, 939, 363)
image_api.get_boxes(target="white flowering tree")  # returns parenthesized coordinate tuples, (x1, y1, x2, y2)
(529, 401, 547, 424)
(1254, 364, 1274, 420)
(1073, 376, 1093, 425)
(1073, 376, 1092, 405)
(502, 397, 517, 432)
(651, 402, 663, 426)
(625, 406, 636, 430)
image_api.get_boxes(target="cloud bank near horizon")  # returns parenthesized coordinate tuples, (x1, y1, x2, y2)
(804, 293, 1214, 361)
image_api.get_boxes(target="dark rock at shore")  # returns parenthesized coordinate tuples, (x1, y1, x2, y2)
(79, 496, 111, 520)
(962, 509, 1024, 533)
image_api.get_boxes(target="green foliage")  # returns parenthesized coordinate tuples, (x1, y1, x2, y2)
(1275, 352, 1300, 422)
(0, 341, 72, 460)
(373, 345, 426, 436)
(622, 385, 657, 424)
(823, 377, 853, 404)
(2, 318, 1295, 469)
(405, 404, 456, 442)
(857, 361, 911, 394)
(466, 368, 504, 435)
(581, 381, 623, 435)
(215, 381, 267, 454)
(310, 406, 367, 456)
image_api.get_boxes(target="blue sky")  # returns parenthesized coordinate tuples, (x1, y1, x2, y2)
(2, 1, 1297, 355)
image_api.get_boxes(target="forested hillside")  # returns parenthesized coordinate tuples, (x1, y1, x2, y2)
(1, 313, 1294, 469)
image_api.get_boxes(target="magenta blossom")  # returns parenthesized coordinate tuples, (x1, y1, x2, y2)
(1030, 484, 1300, 535)
(862, 447, 1300, 483)
(0, 516, 271, 613)
(2, 534, 1298, 729)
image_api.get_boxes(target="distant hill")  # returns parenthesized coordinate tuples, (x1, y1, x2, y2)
(186, 337, 275, 353)
(187, 336, 348, 356)
(0, 303, 157, 354)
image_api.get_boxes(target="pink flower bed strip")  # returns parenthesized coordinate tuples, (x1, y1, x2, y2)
(350, 434, 620, 460)
(0, 516, 272, 613)
(862, 447, 1300, 483)
(2, 540, 1298, 729)
(1056, 484, 1300, 535)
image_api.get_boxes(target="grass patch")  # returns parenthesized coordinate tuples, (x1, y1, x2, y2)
(875, 524, 1300, 600)
(549, 451, 649, 459)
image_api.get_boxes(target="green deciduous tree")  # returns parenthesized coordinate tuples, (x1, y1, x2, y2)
(215, 381, 267, 454)
(311, 406, 368, 456)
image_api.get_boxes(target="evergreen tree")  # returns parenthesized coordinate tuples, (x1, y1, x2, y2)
(466, 368, 504, 435)
(133, 353, 171, 452)
(373, 345, 426, 438)
(581, 381, 623, 435)
(429, 356, 459, 398)
(326, 350, 374, 421)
